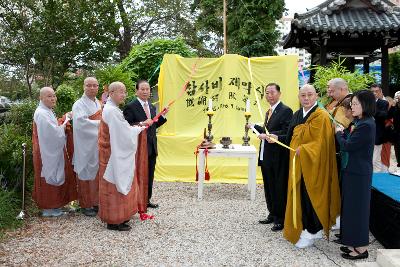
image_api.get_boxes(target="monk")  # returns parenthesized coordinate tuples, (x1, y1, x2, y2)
(326, 78, 352, 128)
(325, 78, 352, 233)
(32, 87, 77, 217)
(98, 81, 148, 231)
(72, 77, 102, 217)
(284, 84, 341, 248)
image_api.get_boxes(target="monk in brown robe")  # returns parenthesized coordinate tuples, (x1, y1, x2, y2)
(32, 87, 77, 217)
(72, 77, 102, 217)
(98, 82, 148, 231)
(284, 84, 341, 248)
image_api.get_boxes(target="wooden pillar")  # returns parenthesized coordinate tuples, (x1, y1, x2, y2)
(363, 57, 370, 74)
(381, 46, 389, 96)
(309, 53, 315, 83)
(320, 44, 327, 66)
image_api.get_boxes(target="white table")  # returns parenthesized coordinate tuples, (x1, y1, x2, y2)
(197, 144, 257, 201)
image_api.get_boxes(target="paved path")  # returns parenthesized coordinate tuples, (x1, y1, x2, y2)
(0, 182, 383, 266)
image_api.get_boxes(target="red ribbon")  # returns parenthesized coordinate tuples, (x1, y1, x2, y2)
(139, 213, 155, 221)
(195, 145, 210, 181)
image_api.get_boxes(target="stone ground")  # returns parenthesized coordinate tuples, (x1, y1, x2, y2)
(0, 182, 383, 267)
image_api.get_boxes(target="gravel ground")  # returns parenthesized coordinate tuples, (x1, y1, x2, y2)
(0, 181, 383, 267)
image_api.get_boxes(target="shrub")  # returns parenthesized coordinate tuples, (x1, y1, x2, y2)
(312, 59, 376, 103)
(6, 100, 38, 134)
(120, 38, 196, 87)
(95, 66, 136, 102)
(54, 84, 78, 116)
(389, 51, 400, 88)
(0, 187, 22, 232)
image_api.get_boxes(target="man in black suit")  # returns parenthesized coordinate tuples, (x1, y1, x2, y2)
(123, 80, 167, 208)
(252, 83, 293, 231)
(371, 84, 389, 172)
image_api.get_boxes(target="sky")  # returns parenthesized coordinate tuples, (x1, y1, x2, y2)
(284, 0, 326, 16)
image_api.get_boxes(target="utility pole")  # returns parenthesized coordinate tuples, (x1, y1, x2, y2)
(223, 0, 227, 54)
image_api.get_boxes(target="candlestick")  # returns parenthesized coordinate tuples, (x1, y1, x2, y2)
(242, 113, 251, 146)
(206, 112, 214, 142)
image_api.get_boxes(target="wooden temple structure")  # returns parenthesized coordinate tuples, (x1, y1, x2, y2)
(283, 0, 400, 95)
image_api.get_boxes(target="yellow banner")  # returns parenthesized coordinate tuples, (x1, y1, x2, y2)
(156, 54, 299, 183)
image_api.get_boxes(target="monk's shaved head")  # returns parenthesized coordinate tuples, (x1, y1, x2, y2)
(40, 87, 54, 97)
(328, 78, 349, 101)
(83, 76, 99, 99)
(84, 77, 98, 85)
(299, 84, 318, 111)
(40, 87, 57, 109)
(109, 81, 125, 93)
(109, 81, 127, 105)
(299, 84, 316, 94)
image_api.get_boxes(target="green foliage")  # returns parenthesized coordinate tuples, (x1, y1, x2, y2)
(54, 84, 78, 116)
(0, 100, 36, 192)
(6, 100, 38, 134)
(95, 66, 136, 101)
(389, 51, 400, 87)
(312, 59, 376, 100)
(0, 188, 22, 232)
(120, 38, 195, 87)
(0, 0, 118, 90)
(193, 0, 285, 56)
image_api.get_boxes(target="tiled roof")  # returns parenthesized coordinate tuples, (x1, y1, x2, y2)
(291, 0, 400, 33)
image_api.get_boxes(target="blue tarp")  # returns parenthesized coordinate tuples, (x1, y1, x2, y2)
(372, 173, 400, 202)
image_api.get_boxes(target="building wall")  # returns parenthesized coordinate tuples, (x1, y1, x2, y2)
(276, 17, 311, 68)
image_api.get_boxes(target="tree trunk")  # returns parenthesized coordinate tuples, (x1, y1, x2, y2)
(25, 60, 33, 99)
(116, 0, 132, 60)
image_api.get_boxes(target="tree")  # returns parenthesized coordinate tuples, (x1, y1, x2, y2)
(389, 51, 400, 88)
(120, 38, 196, 87)
(113, 0, 214, 60)
(192, 0, 285, 57)
(0, 0, 118, 96)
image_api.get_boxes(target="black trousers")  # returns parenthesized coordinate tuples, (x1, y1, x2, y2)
(300, 177, 323, 234)
(260, 163, 287, 224)
(148, 155, 156, 201)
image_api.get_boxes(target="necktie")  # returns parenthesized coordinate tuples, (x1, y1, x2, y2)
(144, 102, 151, 119)
(266, 109, 272, 123)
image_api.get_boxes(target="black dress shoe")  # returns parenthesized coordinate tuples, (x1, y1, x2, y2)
(107, 223, 131, 231)
(340, 246, 352, 254)
(259, 217, 274, 224)
(147, 202, 159, 209)
(271, 223, 284, 232)
(332, 238, 343, 244)
(335, 233, 341, 239)
(341, 250, 368, 260)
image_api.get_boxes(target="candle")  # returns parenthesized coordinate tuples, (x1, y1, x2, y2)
(246, 99, 250, 112)
(208, 98, 213, 111)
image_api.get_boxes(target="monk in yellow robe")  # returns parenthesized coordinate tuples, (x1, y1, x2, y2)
(326, 78, 352, 128)
(284, 84, 341, 248)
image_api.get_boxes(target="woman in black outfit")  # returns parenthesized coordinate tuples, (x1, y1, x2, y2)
(335, 90, 376, 260)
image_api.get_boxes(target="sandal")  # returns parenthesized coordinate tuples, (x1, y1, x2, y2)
(340, 246, 352, 254)
(341, 247, 368, 260)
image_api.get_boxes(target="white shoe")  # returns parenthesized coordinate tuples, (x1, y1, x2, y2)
(300, 229, 322, 239)
(331, 216, 341, 230)
(295, 236, 315, 248)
